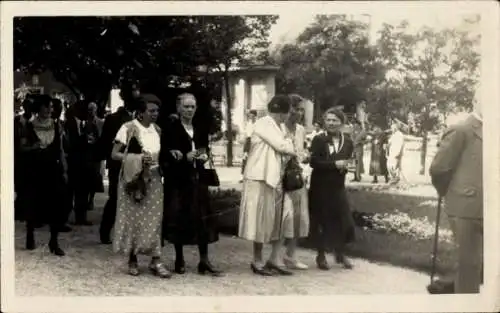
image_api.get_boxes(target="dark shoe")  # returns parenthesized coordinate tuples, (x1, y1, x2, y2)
(198, 261, 223, 277)
(149, 261, 172, 279)
(59, 225, 72, 232)
(128, 262, 140, 276)
(250, 263, 274, 276)
(427, 279, 455, 294)
(25, 232, 35, 250)
(265, 261, 293, 276)
(48, 242, 65, 256)
(316, 255, 330, 270)
(174, 260, 186, 274)
(335, 254, 353, 269)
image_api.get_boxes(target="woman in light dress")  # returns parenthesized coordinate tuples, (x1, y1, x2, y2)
(111, 94, 171, 278)
(281, 94, 310, 270)
(238, 95, 297, 276)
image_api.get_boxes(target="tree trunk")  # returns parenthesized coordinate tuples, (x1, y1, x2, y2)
(223, 69, 233, 167)
(419, 130, 428, 175)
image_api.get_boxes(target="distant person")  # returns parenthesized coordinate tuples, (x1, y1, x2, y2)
(305, 122, 323, 150)
(241, 110, 257, 180)
(351, 120, 367, 182)
(368, 126, 389, 184)
(387, 122, 405, 184)
(429, 106, 483, 294)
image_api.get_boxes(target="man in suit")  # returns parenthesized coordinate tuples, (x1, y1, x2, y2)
(65, 100, 95, 226)
(98, 84, 139, 244)
(429, 103, 483, 294)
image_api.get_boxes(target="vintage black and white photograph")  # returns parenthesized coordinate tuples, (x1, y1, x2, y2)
(1, 1, 499, 312)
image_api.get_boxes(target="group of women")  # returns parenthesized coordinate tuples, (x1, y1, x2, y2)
(15, 91, 357, 278)
(239, 94, 356, 276)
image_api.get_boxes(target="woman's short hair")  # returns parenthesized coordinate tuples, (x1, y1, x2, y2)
(267, 94, 291, 114)
(136, 94, 162, 113)
(31, 94, 53, 113)
(288, 94, 305, 110)
(323, 107, 347, 124)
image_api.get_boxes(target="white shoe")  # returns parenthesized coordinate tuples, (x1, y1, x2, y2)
(284, 257, 309, 270)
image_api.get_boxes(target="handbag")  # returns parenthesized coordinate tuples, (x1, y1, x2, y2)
(282, 156, 304, 192)
(199, 151, 220, 187)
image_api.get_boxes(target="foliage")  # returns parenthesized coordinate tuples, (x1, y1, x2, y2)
(372, 17, 480, 134)
(14, 16, 277, 105)
(273, 15, 386, 117)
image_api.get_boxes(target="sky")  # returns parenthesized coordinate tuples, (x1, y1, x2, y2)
(268, 12, 473, 48)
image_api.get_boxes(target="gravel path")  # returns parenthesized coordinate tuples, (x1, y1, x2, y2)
(15, 167, 431, 296)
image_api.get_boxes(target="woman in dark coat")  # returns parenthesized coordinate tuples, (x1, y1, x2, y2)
(20, 94, 68, 256)
(160, 92, 222, 277)
(368, 126, 389, 183)
(308, 107, 356, 270)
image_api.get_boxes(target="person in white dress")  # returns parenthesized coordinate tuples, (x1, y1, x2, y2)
(238, 95, 297, 276)
(281, 94, 310, 270)
(111, 94, 171, 278)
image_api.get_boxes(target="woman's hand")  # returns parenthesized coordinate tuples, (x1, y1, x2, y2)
(170, 150, 183, 161)
(196, 153, 209, 162)
(142, 152, 153, 165)
(186, 150, 197, 162)
(335, 159, 348, 170)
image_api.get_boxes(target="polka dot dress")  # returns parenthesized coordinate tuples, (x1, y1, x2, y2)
(112, 169, 164, 257)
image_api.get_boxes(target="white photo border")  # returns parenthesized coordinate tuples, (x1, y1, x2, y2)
(1, 1, 499, 312)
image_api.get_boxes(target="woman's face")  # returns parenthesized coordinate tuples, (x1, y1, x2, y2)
(38, 102, 53, 119)
(324, 112, 343, 133)
(287, 103, 305, 125)
(142, 102, 159, 123)
(177, 97, 197, 121)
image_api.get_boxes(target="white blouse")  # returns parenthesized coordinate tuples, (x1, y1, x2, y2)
(115, 119, 161, 155)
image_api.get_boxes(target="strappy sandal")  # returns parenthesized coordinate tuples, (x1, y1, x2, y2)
(149, 261, 172, 279)
(128, 262, 140, 276)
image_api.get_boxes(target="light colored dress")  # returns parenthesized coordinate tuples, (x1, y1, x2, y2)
(238, 115, 294, 243)
(112, 119, 164, 256)
(281, 123, 310, 239)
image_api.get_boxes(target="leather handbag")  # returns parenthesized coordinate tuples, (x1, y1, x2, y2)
(282, 156, 304, 192)
(199, 152, 220, 187)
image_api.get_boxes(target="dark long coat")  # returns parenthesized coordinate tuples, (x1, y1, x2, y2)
(159, 119, 219, 245)
(308, 132, 356, 250)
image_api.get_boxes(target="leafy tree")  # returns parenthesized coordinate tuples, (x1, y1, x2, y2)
(274, 15, 386, 121)
(15, 15, 277, 165)
(374, 17, 480, 173)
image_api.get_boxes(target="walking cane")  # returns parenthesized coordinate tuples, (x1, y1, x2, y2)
(430, 196, 443, 284)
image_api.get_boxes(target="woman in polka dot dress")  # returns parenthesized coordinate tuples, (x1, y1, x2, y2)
(111, 94, 171, 278)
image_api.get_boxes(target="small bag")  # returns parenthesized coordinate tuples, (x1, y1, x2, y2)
(282, 157, 304, 192)
(199, 152, 220, 187)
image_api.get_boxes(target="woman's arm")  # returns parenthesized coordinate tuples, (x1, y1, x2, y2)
(253, 122, 295, 155)
(111, 141, 126, 161)
(309, 136, 336, 170)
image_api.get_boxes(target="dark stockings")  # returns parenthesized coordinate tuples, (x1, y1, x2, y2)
(174, 242, 209, 263)
(25, 221, 60, 250)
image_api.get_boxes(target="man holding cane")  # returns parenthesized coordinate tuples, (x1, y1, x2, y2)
(428, 102, 483, 294)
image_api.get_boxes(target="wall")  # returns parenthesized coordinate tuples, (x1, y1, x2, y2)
(221, 69, 277, 135)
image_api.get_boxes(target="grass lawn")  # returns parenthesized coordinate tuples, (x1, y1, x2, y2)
(212, 185, 457, 277)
